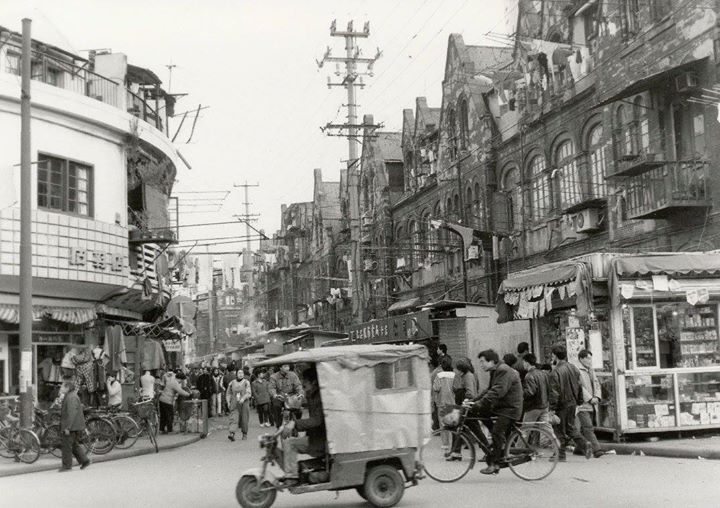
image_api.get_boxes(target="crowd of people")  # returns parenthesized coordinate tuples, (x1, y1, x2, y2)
(148, 362, 305, 443)
(430, 341, 606, 475)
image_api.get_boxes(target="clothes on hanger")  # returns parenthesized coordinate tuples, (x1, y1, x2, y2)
(103, 325, 127, 372)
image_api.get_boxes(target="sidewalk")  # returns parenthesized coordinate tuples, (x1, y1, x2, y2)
(599, 434, 720, 460)
(0, 431, 202, 478)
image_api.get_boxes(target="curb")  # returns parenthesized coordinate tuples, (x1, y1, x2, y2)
(0, 434, 202, 478)
(598, 442, 720, 461)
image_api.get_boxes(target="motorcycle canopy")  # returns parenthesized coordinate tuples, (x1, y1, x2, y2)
(256, 344, 432, 455)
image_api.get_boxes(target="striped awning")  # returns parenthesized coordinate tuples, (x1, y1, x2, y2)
(0, 304, 97, 325)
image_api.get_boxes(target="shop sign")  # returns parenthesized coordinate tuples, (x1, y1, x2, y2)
(348, 310, 433, 344)
(33, 333, 85, 345)
(163, 340, 182, 352)
(68, 247, 124, 272)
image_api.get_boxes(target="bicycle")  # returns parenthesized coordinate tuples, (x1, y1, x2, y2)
(0, 417, 41, 464)
(83, 409, 116, 455)
(33, 408, 63, 458)
(421, 405, 559, 482)
(131, 399, 158, 453)
(85, 406, 140, 450)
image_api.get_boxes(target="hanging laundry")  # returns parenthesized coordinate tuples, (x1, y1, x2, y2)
(73, 349, 97, 393)
(103, 325, 127, 372)
(141, 338, 165, 371)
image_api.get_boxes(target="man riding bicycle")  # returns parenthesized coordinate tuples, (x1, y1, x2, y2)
(463, 349, 523, 475)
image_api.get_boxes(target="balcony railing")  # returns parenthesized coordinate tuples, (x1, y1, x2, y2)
(625, 160, 711, 220)
(3, 42, 161, 130)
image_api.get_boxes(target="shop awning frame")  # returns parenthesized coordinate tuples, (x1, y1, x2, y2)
(387, 298, 421, 313)
(613, 252, 720, 278)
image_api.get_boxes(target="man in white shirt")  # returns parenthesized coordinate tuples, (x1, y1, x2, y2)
(106, 374, 122, 409)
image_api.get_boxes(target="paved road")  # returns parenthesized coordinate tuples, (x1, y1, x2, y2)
(2, 416, 720, 507)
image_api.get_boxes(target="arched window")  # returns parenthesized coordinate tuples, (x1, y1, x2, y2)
(410, 220, 420, 267)
(458, 97, 469, 150)
(557, 140, 580, 209)
(529, 155, 549, 220)
(465, 186, 473, 223)
(614, 104, 632, 159)
(587, 124, 607, 198)
(431, 201, 442, 258)
(446, 108, 457, 159)
(446, 197, 453, 219)
(501, 167, 522, 230)
(633, 95, 650, 154)
(453, 193, 460, 217)
(420, 211, 430, 265)
(473, 182, 482, 226)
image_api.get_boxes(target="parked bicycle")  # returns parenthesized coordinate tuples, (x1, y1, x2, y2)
(421, 405, 559, 482)
(0, 405, 41, 465)
(130, 399, 158, 453)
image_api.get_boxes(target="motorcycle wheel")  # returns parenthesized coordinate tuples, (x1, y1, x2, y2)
(236, 475, 277, 508)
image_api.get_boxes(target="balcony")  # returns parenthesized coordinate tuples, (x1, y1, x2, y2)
(625, 160, 711, 220)
(3, 42, 161, 131)
(611, 151, 666, 178)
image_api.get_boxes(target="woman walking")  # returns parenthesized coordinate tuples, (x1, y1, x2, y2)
(226, 369, 251, 441)
(252, 370, 271, 427)
(211, 368, 225, 418)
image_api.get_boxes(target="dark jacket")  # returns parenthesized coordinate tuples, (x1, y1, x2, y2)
(548, 360, 583, 410)
(196, 372, 213, 397)
(295, 386, 326, 457)
(522, 368, 549, 411)
(252, 378, 271, 405)
(473, 363, 523, 420)
(61, 390, 85, 432)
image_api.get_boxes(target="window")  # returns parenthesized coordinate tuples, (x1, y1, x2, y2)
(673, 103, 707, 159)
(583, 3, 599, 40)
(37, 154, 92, 216)
(587, 124, 607, 198)
(375, 358, 415, 390)
(557, 139, 581, 209)
(458, 97, 469, 150)
(529, 155, 549, 220)
(387, 162, 404, 191)
(622, 0, 641, 37)
(446, 108, 457, 159)
(473, 182, 482, 225)
(465, 186, 473, 223)
(633, 96, 650, 154)
(502, 167, 522, 230)
(5, 52, 20, 75)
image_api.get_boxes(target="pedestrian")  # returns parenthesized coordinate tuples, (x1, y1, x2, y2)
(521, 353, 550, 424)
(106, 374, 122, 410)
(252, 369, 271, 427)
(227, 369, 252, 441)
(196, 367, 214, 416)
(140, 370, 155, 400)
(548, 345, 591, 461)
(503, 353, 518, 368)
(429, 358, 442, 431)
(453, 357, 478, 404)
(59, 378, 90, 472)
(577, 349, 605, 458)
(515, 342, 530, 382)
(211, 368, 225, 418)
(437, 343, 452, 365)
(432, 356, 456, 456)
(269, 364, 303, 428)
(223, 366, 236, 415)
(158, 371, 189, 434)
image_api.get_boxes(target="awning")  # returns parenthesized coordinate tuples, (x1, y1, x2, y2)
(120, 316, 186, 341)
(614, 253, 720, 277)
(0, 304, 97, 325)
(496, 262, 594, 323)
(593, 57, 707, 109)
(284, 333, 311, 345)
(388, 298, 421, 313)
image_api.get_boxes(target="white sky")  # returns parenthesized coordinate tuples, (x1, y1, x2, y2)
(2, 0, 515, 250)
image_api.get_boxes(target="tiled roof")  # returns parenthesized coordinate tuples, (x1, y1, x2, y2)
(464, 45, 513, 73)
(377, 132, 403, 161)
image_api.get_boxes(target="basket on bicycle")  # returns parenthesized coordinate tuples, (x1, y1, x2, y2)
(131, 400, 155, 419)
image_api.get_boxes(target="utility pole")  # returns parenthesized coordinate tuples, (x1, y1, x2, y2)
(317, 20, 381, 324)
(233, 181, 260, 252)
(19, 18, 33, 427)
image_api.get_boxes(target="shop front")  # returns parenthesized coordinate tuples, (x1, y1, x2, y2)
(496, 251, 720, 438)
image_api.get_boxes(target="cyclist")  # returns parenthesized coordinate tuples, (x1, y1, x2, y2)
(463, 349, 523, 475)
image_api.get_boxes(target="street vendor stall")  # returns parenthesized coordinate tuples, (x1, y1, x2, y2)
(496, 251, 720, 439)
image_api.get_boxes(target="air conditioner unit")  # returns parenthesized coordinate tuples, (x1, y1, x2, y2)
(675, 71, 699, 93)
(575, 208, 602, 233)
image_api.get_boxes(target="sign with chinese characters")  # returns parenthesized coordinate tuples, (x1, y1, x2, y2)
(68, 247, 124, 272)
(163, 340, 182, 352)
(348, 310, 433, 344)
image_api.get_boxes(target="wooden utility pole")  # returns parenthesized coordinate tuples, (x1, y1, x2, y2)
(233, 181, 260, 252)
(19, 18, 33, 427)
(318, 20, 381, 324)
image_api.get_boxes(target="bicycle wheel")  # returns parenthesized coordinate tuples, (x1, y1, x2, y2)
(86, 417, 116, 455)
(13, 429, 41, 464)
(421, 429, 475, 482)
(504, 425, 559, 481)
(146, 419, 159, 453)
(113, 415, 139, 449)
(43, 424, 63, 458)
(0, 426, 15, 459)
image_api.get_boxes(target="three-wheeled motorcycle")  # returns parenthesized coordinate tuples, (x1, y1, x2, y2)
(235, 344, 431, 508)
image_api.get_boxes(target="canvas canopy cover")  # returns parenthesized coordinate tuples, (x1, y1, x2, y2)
(256, 344, 431, 454)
